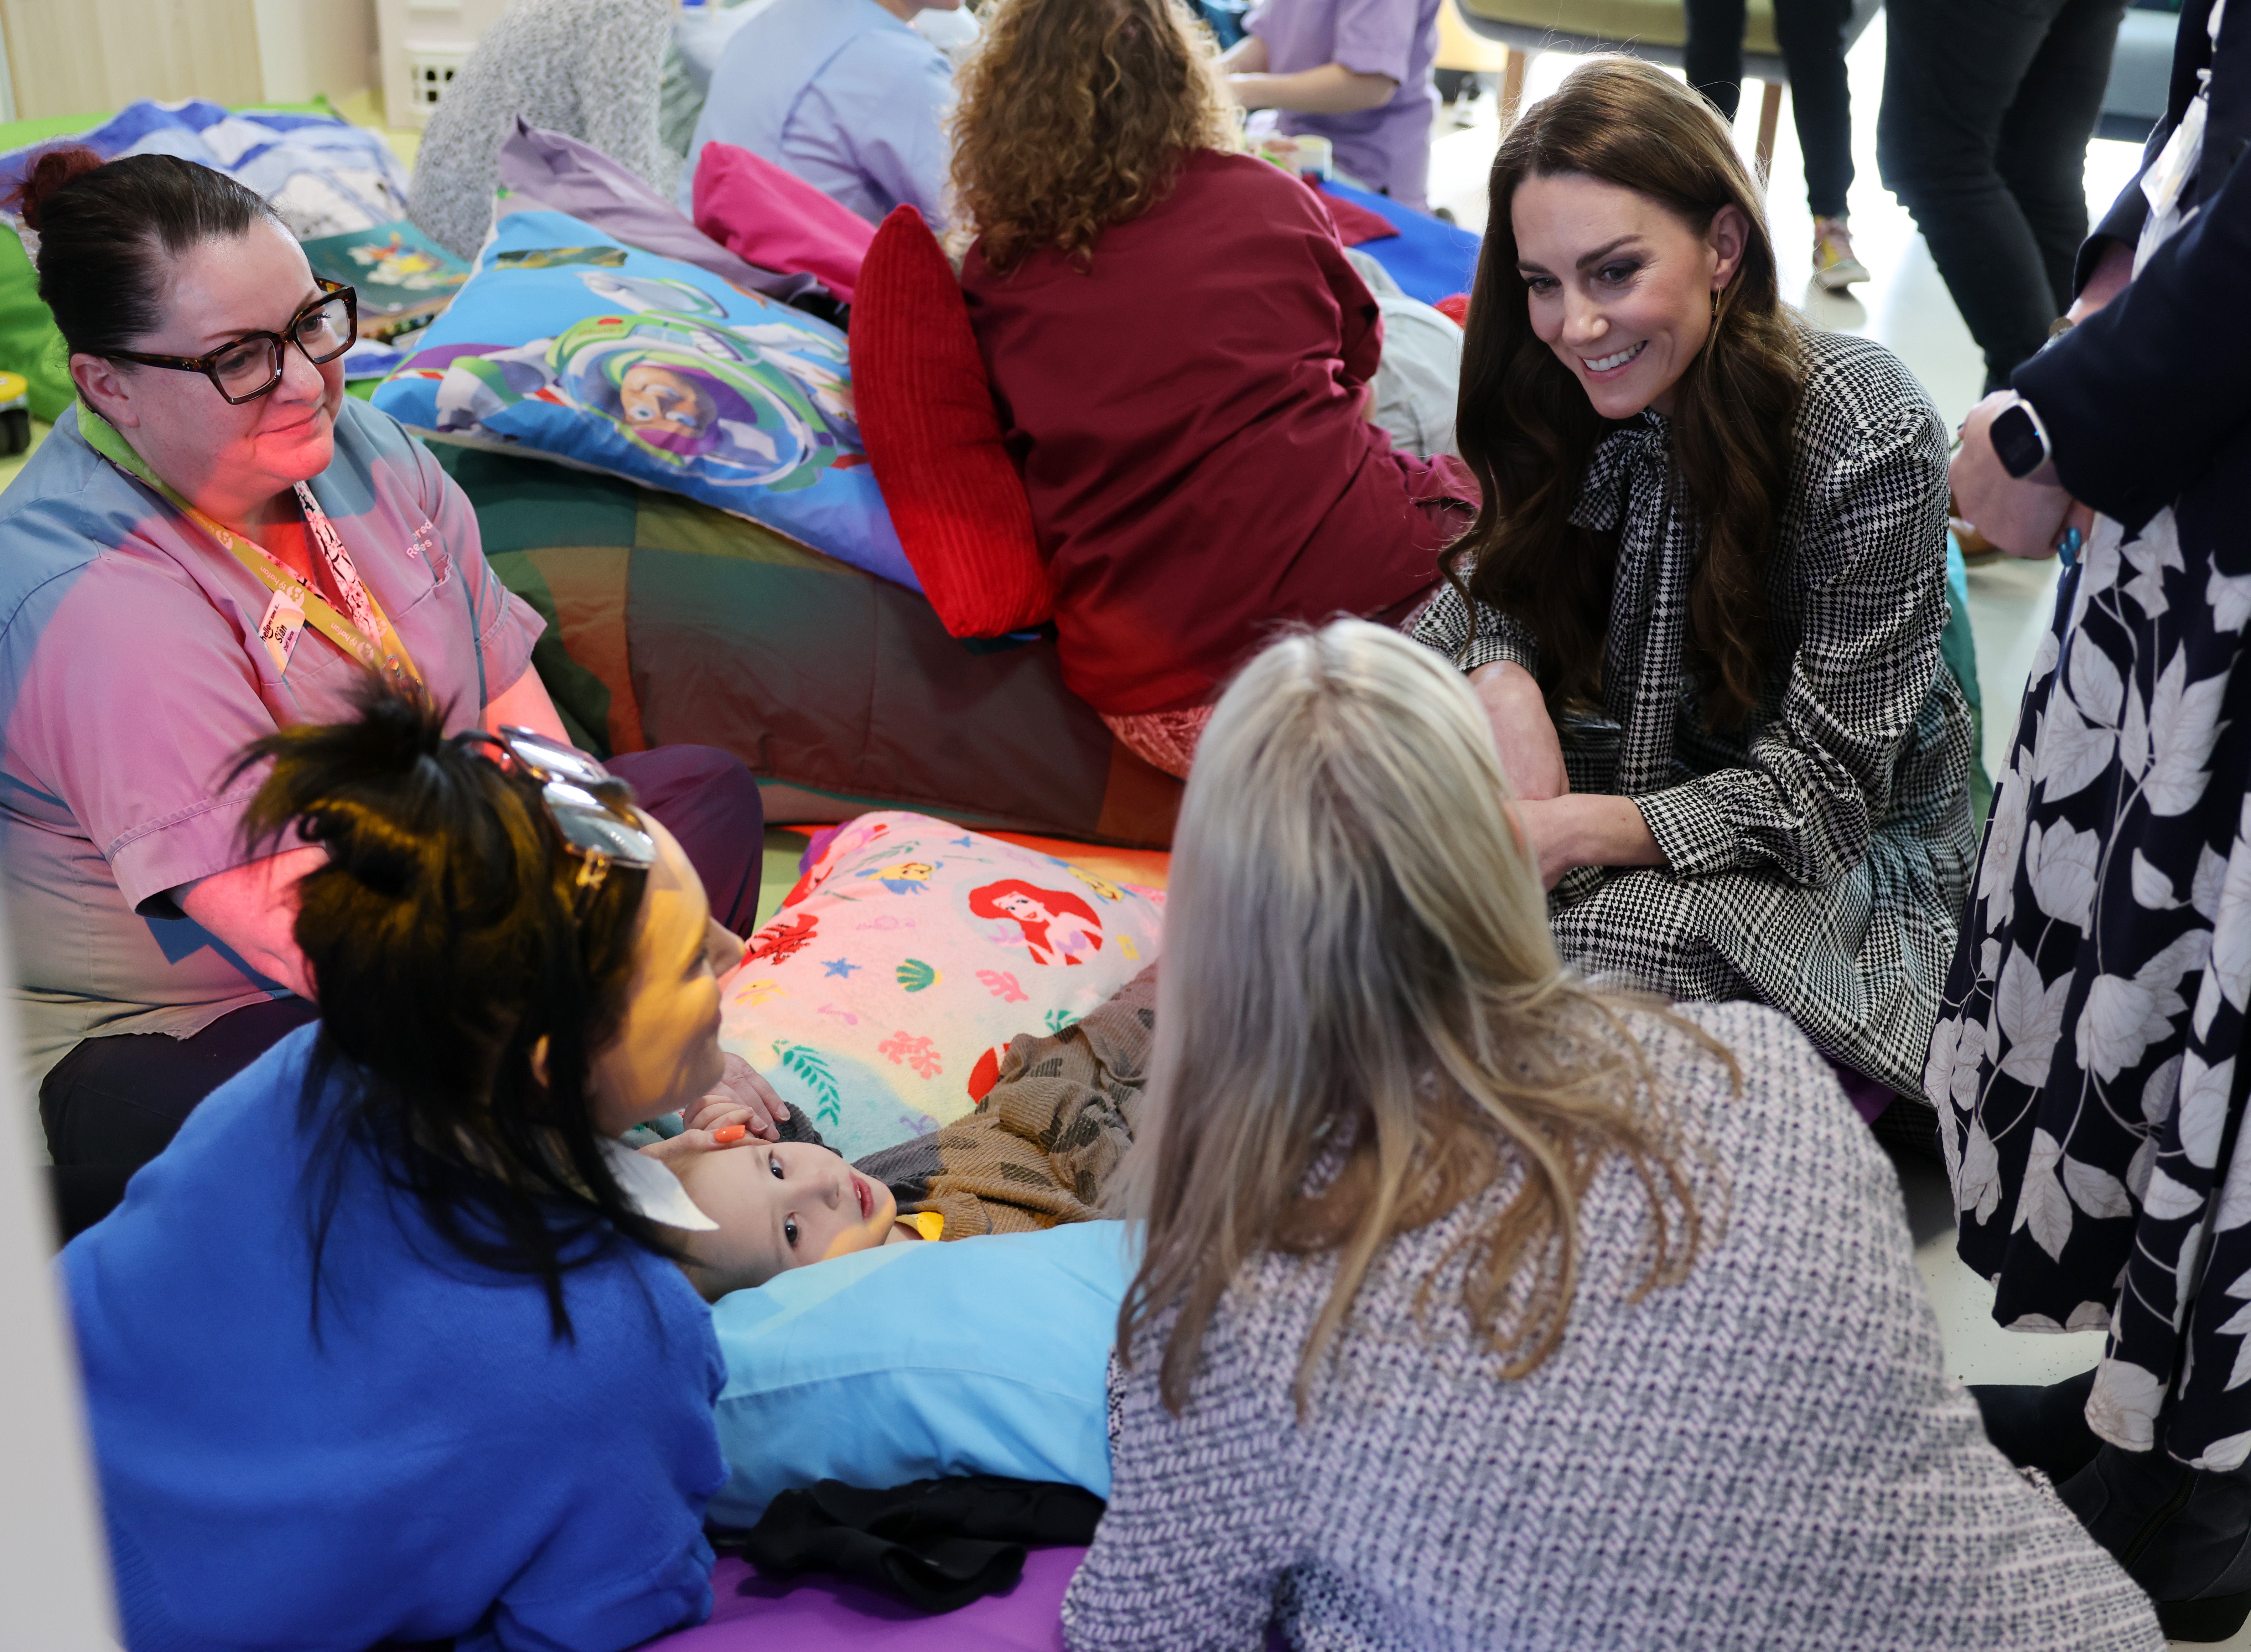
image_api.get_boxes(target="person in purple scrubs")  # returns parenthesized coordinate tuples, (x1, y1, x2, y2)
(0, 149, 783, 1237)
(1223, 0, 1444, 210)
(678, 0, 962, 228)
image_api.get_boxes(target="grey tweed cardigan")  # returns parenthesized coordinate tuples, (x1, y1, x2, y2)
(1411, 330, 1975, 1098)
(1064, 1002, 2163, 1651)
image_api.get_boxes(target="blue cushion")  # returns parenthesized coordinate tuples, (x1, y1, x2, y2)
(375, 209, 914, 589)
(706, 1221, 1134, 1526)
(1320, 178, 1481, 305)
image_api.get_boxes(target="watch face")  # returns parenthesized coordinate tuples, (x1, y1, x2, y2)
(1992, 404, 2045, 478)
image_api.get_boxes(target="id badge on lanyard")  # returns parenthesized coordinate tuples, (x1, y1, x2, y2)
(257, 586, 307, 674)
(74, 398, 420, 684)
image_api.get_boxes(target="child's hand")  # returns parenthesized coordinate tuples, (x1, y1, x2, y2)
(683, 1052, 791, 1141)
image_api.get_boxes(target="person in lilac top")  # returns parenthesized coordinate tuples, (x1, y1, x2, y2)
(0, 150, 782, 1238)
(678, 0, 962, 228)
(1224, 0, 1444, 209)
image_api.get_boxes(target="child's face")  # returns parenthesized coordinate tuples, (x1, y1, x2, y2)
(670, 1141, 899, 1298)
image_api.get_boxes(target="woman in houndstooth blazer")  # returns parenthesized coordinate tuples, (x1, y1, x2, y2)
(1413, 58, 1972, 1103)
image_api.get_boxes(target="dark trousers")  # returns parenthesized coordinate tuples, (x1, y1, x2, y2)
(40, 743, 765, 1242)
(1685, 0, 1857, 218)
(1877, 0, 2127, 392)
(607, 743, 767, 936)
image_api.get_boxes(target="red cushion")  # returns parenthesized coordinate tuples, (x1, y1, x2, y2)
(1308, 177, 1401, 247)
(691, 141, 875, 303)
(850, 206, 1052, 638)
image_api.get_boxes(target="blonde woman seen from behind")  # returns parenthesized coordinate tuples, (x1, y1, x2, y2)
(1065, 620, 2159, 1652)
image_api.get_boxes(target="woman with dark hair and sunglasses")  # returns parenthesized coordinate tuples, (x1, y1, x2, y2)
(0, 150, 783, 1235)
(64, 680, 750, 1650)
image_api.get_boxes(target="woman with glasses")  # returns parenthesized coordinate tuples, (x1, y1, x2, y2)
(64, 679, 752, 1651)
(0, 149, 781, 1239)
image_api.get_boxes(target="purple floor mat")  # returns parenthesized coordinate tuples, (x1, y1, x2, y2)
(645, 1548, 1079, 1650)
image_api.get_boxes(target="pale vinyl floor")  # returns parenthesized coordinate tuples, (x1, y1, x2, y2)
(1424, 24, 2247, 1645)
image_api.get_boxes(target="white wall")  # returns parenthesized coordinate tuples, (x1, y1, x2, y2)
(255, 0, 378, 105)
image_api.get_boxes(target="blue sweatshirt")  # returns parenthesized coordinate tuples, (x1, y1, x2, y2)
(62, 1025, 727, 1652)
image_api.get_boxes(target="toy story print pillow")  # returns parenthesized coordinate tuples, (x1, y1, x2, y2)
(720, 813, 1166, 1162)
(372, 209, 913, 588)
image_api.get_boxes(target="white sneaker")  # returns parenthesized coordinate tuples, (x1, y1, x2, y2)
(1813, 216, 1869, 290)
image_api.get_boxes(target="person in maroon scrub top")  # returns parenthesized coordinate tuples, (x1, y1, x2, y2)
(949, 0, 1475, 780)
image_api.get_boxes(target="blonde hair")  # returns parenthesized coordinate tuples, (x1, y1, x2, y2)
(948, 0, 1240, 273)
(1115, 622, 1714, 1415)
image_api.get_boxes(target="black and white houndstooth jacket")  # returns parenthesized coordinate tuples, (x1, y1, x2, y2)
(1411, 328, 1976, 1096)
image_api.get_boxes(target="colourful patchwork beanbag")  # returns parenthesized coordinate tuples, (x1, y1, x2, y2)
(720, 813, 1166, 1161)
(375, 208, 913, 588)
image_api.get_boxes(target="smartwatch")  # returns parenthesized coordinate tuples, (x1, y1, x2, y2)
(1989, 394, 2053, 480)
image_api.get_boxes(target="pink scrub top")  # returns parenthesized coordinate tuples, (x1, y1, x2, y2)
(0, 396, 544, 1082)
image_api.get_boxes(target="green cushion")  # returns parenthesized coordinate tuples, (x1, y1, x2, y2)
(0, 225, 68, 422)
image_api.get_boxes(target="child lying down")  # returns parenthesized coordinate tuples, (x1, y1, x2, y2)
(661, 965, 1156, 1299)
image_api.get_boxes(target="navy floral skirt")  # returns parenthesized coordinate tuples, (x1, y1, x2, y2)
(1931, 508, 2251, 1469)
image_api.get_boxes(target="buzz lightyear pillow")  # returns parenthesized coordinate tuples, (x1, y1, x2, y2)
(373, 209, 913, 588)
(720, 812, 1166, 1162)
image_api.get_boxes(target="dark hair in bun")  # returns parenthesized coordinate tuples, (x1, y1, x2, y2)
(8, 148, 281, 360)
(11, 145, 103, 230)
(229, 674, 668, 1340)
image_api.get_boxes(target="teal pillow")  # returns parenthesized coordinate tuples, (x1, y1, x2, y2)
(706, 1221, 1133, 1526)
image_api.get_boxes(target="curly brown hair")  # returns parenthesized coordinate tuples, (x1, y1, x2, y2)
(1451, 56, 1806, 730)
(949, 0, 1241, 273)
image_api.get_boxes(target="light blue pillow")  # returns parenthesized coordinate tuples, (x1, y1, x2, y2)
(374, 208, 914, 589)
(706, 1221, 1135, 1527)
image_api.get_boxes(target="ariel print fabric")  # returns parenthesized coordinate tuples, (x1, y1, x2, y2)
(373, 209, 912, 587)
(719, 813, 1166, 1161)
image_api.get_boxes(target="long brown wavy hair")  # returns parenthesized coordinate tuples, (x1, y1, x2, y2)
(1452, 57, 1805, 729)
(949, 0, 1240, 273)
(1113, 622, 1717, 1417)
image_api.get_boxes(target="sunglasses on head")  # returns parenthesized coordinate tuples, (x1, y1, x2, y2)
(108, 279, 359, 405)
(465, 726, 657, 899)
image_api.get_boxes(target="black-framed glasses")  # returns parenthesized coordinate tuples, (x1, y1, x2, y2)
(109, 279, 359, 405)
(466, 726, 656, 898)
